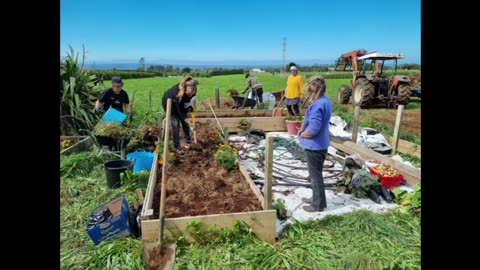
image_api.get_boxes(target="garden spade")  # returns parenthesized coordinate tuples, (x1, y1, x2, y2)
(191, 111, 197, 144)
(143, 98, 176, 270)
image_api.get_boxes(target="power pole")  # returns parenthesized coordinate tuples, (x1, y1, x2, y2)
(282, 37, 287, 73)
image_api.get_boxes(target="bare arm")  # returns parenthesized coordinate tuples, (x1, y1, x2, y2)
(125, 103, 132, 113)
(95, 100, 103, 110)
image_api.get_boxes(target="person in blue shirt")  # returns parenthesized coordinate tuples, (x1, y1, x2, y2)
(297, 75, 332, 212)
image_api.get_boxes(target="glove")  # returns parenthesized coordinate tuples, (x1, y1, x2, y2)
(93, 107, 104, 113)
(189, 125, 196, 131)
(127, 112, 133, 121)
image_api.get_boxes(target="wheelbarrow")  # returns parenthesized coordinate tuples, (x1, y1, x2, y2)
(231, 95, 257, 109)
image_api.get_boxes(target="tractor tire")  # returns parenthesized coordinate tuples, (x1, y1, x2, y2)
(397, 83, 412, 106)
(352, 78, 375, 108)
(337, 84, 351, 104)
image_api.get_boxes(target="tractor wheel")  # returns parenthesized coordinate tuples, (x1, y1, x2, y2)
(352, 79, 375, 108)
(397, 83, 412, 105)
(337, 84, 351, 104)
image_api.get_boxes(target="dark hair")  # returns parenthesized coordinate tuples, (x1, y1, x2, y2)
(289, 62, 297, 68)
(245, 73, 250, 79)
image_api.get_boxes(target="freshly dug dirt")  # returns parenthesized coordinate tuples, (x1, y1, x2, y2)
(152, 122, 263, 219)
(366, 110, 421, 138)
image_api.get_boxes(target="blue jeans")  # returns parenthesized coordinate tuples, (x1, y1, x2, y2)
(305, 149, 328, 209)
(170, 115, 191, 149)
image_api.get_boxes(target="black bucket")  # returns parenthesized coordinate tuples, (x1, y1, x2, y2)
(103, 160, 135, 188)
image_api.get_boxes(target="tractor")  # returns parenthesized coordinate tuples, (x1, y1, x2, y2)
(335, 50, 412, 108)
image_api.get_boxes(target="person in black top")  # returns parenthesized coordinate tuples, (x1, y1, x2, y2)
(95, 76, 132, 119)
(162, 76, 198, 155)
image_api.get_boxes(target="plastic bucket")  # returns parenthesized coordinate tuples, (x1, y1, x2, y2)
(285, 120, 302, 135)
(127, 150, 155, 173)
(102, 107, 127, 124)
(103, 160, 134, 188)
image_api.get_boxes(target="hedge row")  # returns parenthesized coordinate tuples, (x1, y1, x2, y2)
(89, 70, 156, 81)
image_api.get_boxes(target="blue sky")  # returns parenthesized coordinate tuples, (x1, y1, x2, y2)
(60, 0, 421, 65)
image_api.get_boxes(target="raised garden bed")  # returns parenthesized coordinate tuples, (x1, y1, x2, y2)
(141, 122, 276, 243)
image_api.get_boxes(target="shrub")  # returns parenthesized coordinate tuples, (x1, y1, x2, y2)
(238, 118, 252, 127)
(214, 144, 238, 170)
(60, 46, 103, 128)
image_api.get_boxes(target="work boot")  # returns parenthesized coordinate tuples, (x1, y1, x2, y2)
(302, 197, 313, 204)
(175, 148, 185, 155)
(303, 205, 324, 212)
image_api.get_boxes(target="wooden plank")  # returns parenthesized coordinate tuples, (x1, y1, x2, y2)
(141, 152, 159, 220)
(330, 140, 421, 185)
(264, 135, 273, 210)
(352, 106, 360, 143)
(196, 117, 286, 132)
(387, 136, 421, 158)
(60, 136, 93, 155)
(238, 161, 265, 209)
(141, 210, 277, 244)
(392, 105, 404, 154)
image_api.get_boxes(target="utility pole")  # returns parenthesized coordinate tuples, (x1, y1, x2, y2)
(282, 37, 287, 73)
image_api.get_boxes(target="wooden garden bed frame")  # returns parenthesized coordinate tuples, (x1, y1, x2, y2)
(140, 152, 277, 244)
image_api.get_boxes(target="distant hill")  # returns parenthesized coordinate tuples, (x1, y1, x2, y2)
(85, 58, 420, 70)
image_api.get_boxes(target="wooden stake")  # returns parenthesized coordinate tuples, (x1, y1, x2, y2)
(392, 105, 404, 154)
(215, 87, 220, 109)
(264, 135, 274, 209)
(352, 105, 361, 143)
(159, 98, 172, 245)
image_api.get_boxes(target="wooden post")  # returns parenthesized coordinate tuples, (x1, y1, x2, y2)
(148, 89, 152, 111)
(392, 105, 404, 154)
(157, 112, 164, 144)
(264, 135, 273, 210)
(352, 105, 361, 143)
(159, 98, 172, 243)
(215, 87, 220, 109)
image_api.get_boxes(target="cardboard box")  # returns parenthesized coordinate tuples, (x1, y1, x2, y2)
(86, 194, 133, 245)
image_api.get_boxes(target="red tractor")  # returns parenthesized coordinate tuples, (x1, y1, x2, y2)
(335, 50, 412, 108)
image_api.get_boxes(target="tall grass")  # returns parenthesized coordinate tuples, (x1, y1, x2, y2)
(60, 152, 149, 270)
(175, 209, 421, 269)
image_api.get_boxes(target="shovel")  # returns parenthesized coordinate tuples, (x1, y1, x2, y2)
(143, 98, 176, 270)
(191, 110, 197, 144)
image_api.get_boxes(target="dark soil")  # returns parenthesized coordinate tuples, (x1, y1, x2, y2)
(152, 122, 263, 219)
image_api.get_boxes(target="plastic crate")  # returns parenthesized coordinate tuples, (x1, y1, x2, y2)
(102, 108, 127, 124)
(369, 166, 404, 189)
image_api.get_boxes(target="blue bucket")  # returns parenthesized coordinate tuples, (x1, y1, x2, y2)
(102, 108, 127, 124)
(126, 149, 155, 173)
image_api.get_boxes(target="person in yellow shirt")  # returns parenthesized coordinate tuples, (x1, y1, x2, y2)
(284, 64, 305, 116)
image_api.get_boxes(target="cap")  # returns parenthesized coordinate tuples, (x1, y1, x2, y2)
(112, 76, 123, 86)
(290, 66, 298, 71)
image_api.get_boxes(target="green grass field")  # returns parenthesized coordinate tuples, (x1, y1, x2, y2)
(100, 74, 420, 144)
(102, 74, 351, 113)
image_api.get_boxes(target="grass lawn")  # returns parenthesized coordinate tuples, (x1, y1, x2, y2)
(60, 152, 420, 270)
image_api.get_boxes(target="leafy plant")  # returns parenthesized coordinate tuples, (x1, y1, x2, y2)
(60, 46, 103, 129)
(238, 118, 252, 127)
(391, 183, 421, 214)
(284, 115, 304, 121)
(214, 144, 238, 170)
(271, 198, 287, 220)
